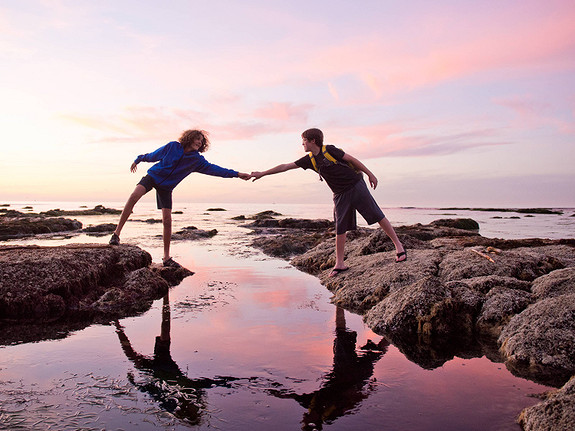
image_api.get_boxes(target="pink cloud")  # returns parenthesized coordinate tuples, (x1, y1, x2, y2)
(60, 102, 312, 143)
(495, 95, 575, 134)
(251, 102, 313, 122)
(495, 97, 551, 118)
(60, 106, 208, 142)
(309, 4, 575, 99)
(331, 125, 510, 159)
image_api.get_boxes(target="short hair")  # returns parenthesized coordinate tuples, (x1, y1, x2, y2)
(301, 128, 323, 146)
(179, 129, 210, 152)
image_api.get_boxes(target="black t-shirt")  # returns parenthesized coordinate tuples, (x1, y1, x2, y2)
(295, 145, 362, 194)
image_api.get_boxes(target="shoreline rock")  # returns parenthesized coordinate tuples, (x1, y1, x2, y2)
(518, 376, 575, 430)
(438, 207, 564, 215)
(0, 205, 122, 241)
(169, 226, 218, 240)
(0, 204, 121, 218)
(0, 244, 193, 345)
(0, 217, 83, 240)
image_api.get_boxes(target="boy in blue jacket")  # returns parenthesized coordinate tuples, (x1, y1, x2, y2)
(110, 129, 250, 267)
(251, 128, 406, 277)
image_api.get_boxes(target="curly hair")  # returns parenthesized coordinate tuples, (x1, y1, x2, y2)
(179, 129, 210, 152)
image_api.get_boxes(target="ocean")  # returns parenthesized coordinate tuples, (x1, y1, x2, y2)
(1, 201, 573, 430)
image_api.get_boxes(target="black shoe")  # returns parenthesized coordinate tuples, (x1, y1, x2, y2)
(109, 233, 120, 245)
(163, 257, 182, 268)
(395, 251, 407, 263)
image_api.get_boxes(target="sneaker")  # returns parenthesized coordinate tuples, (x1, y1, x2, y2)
(109, 233, 120, 245)
(163, 257, 182, 268)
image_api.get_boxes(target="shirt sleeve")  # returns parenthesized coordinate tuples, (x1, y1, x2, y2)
(194, 154, 239, 178)
(134, 142, 175, 164)
(295, 154, 313, 170)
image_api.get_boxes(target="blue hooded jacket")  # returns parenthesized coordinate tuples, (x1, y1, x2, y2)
(134, 141, 239, 191)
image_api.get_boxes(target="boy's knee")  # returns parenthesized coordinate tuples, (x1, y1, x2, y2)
(129, 186, 146, 203)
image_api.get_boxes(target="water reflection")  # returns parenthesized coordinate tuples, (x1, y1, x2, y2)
(270, 307, 389, 430)
(115, 296, 388, 430)
(114, 293, 238, 425)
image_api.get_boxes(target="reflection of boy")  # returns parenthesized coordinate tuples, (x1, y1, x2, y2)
(110, 130, 250, 268)
(251, 128, 406, 277)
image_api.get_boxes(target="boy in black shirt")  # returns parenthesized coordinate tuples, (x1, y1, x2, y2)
(251, 128, 406, 277)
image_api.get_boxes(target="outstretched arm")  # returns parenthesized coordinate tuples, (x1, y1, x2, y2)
(251, 162, 298, 181)
(342, 153, 378, 189)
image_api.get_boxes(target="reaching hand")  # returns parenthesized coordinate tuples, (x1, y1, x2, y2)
(250, 171, 264, 181)
(238, 172, 252, 181)
(368, 173, 378, 189)
(130, 162, 138, 173)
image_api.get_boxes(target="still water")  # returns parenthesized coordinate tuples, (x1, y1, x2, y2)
(2, 202, 572, 430)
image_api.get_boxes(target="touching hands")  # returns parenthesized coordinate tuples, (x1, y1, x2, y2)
(238, 172, 252, 181)
(235, 171, 268, 181)
(250, 171, 264, 181)
(130, 162, 138, 173)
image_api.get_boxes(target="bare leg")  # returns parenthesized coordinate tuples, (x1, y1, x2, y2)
(328, 232, 350, 277)
(377, 217, 406, 261)
(161, 207, 172, 262)
(335, 233, 347, 268)
(114, 184, 147, 236)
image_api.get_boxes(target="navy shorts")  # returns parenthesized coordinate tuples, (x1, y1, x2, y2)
(138, 175, 173, 209)
(333, 179, 385, 235)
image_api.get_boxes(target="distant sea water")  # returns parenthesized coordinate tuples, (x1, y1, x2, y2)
(1, 200, 573, 430)
(4, 200, 575, 240)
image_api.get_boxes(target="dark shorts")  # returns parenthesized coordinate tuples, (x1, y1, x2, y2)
(138, 175, 173, 209)
(333, 179, 385, 235)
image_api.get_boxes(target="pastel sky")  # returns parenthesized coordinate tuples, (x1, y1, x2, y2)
(1, 0, 574, 207)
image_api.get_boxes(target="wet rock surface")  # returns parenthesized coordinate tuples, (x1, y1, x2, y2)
(244, 215, 335, 258)
(0, 217, 83, 240)
(38, 204, 121, 216)
(248, 214, 575, 428)
(0, 244, 193, 345)
(0, 205, 122, 240)
(170, 226, 218, 240)
(83, 223, 117, 234)
(518, 376, 575, 431)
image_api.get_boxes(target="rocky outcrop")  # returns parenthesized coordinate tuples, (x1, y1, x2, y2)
(0, 244, 193, 345)
(498, 294, 575, 386)
(252, 231, 333, 258)
(364, 276, 482, 339)
(0, 205, 121, 218)
(245, 215, 336, 258)
(518, 376, 575, 430)
(0, 205, 123, 240)
(40, 205, 121, 216)
(475, 287, 534, 338)
(83, 223, 117, 234)
(0, 217, 83, 240)
(170, 226, 218, 240)
(531, 267, 575, 299)
(430, 218, 480, 230)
